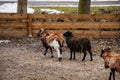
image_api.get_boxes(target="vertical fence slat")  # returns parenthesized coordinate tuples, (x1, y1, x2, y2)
(28, 14, 32, 37)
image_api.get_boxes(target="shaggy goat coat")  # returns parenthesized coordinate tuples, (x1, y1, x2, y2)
(63, 31, 93, 61)
(101, 48, 120, 80)
(37, 28, 64, 61)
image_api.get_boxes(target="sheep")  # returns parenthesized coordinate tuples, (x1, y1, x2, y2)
(63, 31, 93, 61)
(100, 48, 120, 80)
(37, 28, 64, 62)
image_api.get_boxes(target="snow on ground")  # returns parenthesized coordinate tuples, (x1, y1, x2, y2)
(0, 3, 64, 14)
(40, 8, 64, 14)
(0, 40, 11, 43)
(0, 3, 34, 13)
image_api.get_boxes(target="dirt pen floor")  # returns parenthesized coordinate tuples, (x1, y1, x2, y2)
(0, 37, 120, 80)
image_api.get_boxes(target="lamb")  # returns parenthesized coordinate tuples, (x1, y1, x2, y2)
(37, 28, 64, 62)
(100, 48, 120, 80)
(63, 31, 93, 61)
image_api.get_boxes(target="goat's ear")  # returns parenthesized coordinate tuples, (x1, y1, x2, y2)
(100, 49, 104, 57)
(106, 48, 111, 52)
(67, 31, 73, 36)
(40, 28, 44, 31)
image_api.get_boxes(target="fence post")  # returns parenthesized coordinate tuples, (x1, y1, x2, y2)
(28, 14, 32, 37)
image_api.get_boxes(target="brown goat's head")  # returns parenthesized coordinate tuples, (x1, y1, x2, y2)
(100, 48, 111, 57)
(37, 28, 44, 37)
(37, 28, 49, 38)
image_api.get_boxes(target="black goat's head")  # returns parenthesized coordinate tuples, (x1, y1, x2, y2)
(100, 48, 111, 57)
(63, 31, 73, 38)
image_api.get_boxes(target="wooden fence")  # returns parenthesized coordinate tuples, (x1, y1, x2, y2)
(0, 13, 28, 38)
(0, 13, 120, 38)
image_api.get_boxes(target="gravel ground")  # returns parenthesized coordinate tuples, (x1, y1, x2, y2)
(0, 37, 120, 80)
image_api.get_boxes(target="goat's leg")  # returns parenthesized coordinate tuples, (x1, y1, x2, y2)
(44, 47, 48, 56)
(59, 47, 62, 62)
(69, 50, 73, 60)
(82, 50, 87, 61)
(54, 47, 62, 62)
(50, 47, 53, 58)
(73, 51, 76, 60)
(60, 47, 62, 54)
(113, 71, 115, 80)
(109, 71, 112, 80)
(112, 69, 116, 80)
(88, 49, 93, 61)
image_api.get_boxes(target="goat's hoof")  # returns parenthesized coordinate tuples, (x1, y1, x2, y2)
(59, 57, 62, 62)
(82, 59, 85, 61)
(90, 59, 93, 61)
(51, 55, 53, 58)
(69, 58, 72, 60)
(44, 53, 46, 56)
(73, 58, 76, 60)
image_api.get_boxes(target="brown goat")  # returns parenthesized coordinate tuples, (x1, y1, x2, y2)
(37, 28, 64, 62)
(100, 48, 120, 80)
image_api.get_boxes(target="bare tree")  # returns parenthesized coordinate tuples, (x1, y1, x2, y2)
(17, 0, 27, 13)
(78, 0, 91, 14)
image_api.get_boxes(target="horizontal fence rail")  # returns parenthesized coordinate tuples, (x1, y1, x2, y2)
(29, 14, 120, 38)
(0, 13, 120, 38)
(31, 14, 120, 19)
(0, 13, 28, 37)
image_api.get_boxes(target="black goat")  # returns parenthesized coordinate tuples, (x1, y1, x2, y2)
(63, 31, 93, 61)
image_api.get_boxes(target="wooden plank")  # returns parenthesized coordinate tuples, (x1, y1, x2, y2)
(0, 13, 27, 19)
(31, 14, 119, 19)
(32, 22, 74, 29)
(74, 30, 100, 37)
(100, 22, 120, 28)
(100, 31, 120, 37)
(0, 29, 27, 37)
(0, 13, 119, 20)
(33, 29, 120, 38)
(83, 22, 99, 29)
(31, 14, 90, 19)
(33, 29, 72, 35)
(33, 29, 69, 38)
(32, 29, 100, 38)
(0, 22, 28, 28)
(95, 14, 119, 19)
(32, 22, 100, 29)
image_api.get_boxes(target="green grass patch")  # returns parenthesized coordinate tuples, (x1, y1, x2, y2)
(31, 6, 120, 14)
(91, 6, 120, 14)
(31, 6, 78, 14)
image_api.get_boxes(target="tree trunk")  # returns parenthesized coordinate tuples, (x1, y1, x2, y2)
(17, 0, 27, 13)
(78, 0, 91, 14)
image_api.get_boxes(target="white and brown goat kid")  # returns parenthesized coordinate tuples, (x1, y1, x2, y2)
(100, 48, 120, 80)
(37, 28, 64, 62)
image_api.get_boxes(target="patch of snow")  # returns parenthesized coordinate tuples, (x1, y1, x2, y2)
(0, 40, 11, 43)
(0, 3, 34, 13)
(40, 9, 64, 14)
